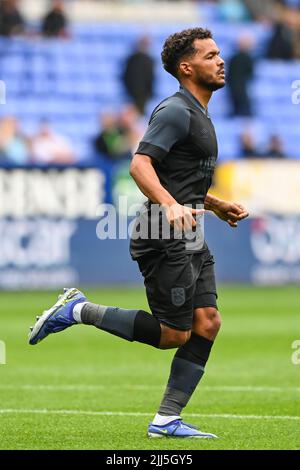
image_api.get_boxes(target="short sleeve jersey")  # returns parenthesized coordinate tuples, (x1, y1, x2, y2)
(136, 86, 218, 206)
(130, 86, 218, 259)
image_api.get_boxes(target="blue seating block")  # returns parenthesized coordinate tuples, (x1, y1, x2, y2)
(0, 24, 299, 160)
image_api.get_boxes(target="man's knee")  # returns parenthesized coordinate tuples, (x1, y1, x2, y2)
(207, 308, 222, 334)
(193, 307, 221, 340)
(159, 324, 191, 350)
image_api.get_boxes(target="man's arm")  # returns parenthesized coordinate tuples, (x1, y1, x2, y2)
(204, 193, 222, 212)
(130, 154, 202, 231)
(130, 154, 176, 206)
(204, 193, 249, 228)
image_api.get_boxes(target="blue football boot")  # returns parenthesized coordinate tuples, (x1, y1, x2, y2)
(148, 419, 218, 438)
(28, 288, 86, 345)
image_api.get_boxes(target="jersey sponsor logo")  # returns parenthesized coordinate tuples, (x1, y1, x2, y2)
(199, 156, 216, 169)
(171, 287, 186, 307)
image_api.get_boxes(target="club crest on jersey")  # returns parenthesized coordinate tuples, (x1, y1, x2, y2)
(200, 127, 209, 139)
(171, 287, 185, 307)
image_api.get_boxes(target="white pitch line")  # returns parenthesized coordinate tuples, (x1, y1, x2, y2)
(0, 409, 299, 421)
(0, 384, 299, 393)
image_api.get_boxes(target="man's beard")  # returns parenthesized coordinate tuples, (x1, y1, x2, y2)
(197, 76, 226, 91)
(207, 81, 226, 91)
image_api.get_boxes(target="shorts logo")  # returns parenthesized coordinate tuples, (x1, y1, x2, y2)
(171, 287, 185, 307)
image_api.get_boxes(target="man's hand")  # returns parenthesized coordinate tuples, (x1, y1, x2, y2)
(212, 200, 249, 228)
(163, 203, 204, 232)
(204, 194, 249, 228)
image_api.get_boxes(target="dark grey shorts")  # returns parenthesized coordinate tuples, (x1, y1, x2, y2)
(136, 245, 218, 331)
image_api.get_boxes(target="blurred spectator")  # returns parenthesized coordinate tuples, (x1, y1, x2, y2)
(219, 0, 250, 22)
(240, 131, 286, 159)
(263, 135, 286, 158)
(119, 104, 144, 153)
(240, 130, 257, 157)
(41, 0, 68, 38)
(94, 106, 143, 161)
(30, 121, 75, 165)
(122, 36, 154, 115)
(266, 21, 295, 59)
(0, 0, 25, 37)
(227, 35, 255, 116)
(94, 112, 130, 161)
(243, 0, 277, 21)
(0, 117, 29, 165)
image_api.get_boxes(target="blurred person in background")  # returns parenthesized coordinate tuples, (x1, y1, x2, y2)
(240, 129, 258, 158)
(227, 35, 255, 116)
(30, 121, 75, 165)
(0, 117, 30, 165)
(122, 36, 155, 115)
(218, 0, 251, 22)
(94, 112, 131, 161)
(118, 104, 145, 154)
(41, 0, 68, 38)
(282, 1, 300, 57)
(266, 20, 295, 59)
(240, 131, 286, 158)
(0, 0, 25, 37)
(263, 134, 286, 158)
(243, 0, 277, 21)
(94, 111, 128, 162)
(94, 106, 142, 162)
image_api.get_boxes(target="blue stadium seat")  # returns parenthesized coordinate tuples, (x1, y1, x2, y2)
(0, 24, 299, 160)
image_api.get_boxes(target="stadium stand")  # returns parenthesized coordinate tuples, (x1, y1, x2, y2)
(0, 15, 299, 162)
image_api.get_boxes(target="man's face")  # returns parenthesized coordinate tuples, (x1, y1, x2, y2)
(180, 38, 225, 91)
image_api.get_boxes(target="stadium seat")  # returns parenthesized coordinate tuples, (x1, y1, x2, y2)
(0, 23, 299, 160)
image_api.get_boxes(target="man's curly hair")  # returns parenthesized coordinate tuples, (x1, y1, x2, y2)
(161, 28, 213, 78)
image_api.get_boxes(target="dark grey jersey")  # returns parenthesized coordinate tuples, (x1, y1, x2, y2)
(136, 86, 218, 206)
(130, 86, 218, 259)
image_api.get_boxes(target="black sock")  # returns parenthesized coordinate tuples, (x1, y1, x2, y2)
(81, 303, 161, 348)
(158, 333, 214, 416)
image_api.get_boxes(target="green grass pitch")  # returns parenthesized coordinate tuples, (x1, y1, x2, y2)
(0, 286, 299, 450)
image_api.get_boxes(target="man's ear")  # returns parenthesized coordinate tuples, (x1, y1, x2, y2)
(179, 61, 192, 77)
